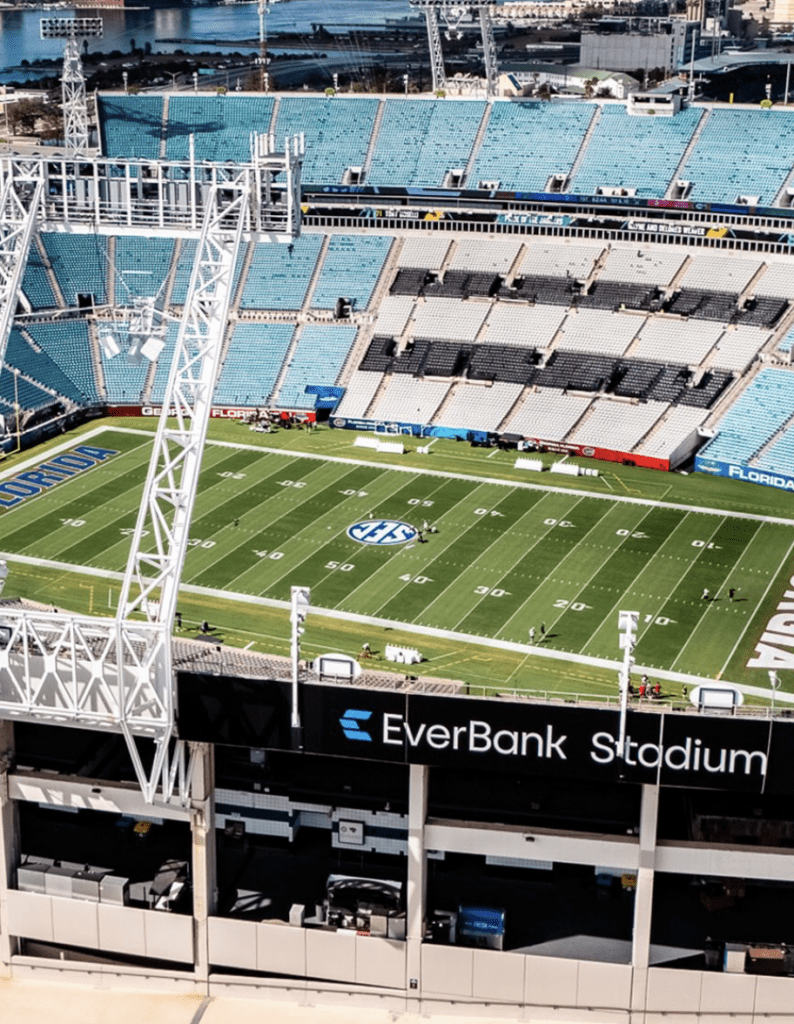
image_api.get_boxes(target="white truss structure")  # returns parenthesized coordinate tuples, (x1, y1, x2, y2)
(62, 37, 90, 158)
(0, 142, 302, 804)
(0, 160, 44, 374)
(409, 0, 500, 95)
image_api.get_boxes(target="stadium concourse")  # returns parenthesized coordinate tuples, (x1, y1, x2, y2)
(7, 91, 794, 1024)
(0, 94, 793, 488)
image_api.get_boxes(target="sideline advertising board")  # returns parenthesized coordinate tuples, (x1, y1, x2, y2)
(178, 673, 794, 795)
(695, 454, 794, 493)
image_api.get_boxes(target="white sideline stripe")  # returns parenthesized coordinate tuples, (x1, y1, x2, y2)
(3, 549, 790, 706)
(96, 426, 794, 528)
(0, 424, 114, 481)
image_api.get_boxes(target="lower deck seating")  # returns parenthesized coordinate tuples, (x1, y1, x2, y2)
(214, 324, 295, 407)
(277, 325, 358, 409)
(699, 368, 794, 464)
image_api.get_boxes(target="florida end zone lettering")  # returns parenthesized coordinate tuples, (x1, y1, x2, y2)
(0, 445, 118, 509)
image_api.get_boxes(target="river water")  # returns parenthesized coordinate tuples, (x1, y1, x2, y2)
(0, 0, 413, 82)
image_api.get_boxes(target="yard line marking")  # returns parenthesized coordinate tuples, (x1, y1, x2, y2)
(668, 515, 754, 674)
(340, 479, 496, 613)
(494, 494, 617, 640)
(452, 492, 591, 634)
(2, 548, 791, 704)
(420, 491, 571, 630)
(87, 428, 794, 527)
(575, 509, 696, 655)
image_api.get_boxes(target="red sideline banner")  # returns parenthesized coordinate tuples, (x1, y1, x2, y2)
(527, 438, 669, 472)
(107, 405, 316, 422)
(108, 404, 251, 420)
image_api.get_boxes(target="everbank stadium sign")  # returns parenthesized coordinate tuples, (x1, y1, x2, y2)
(747, 573, 794, 669)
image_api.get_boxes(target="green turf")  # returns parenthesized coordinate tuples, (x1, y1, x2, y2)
(1, 419, 792, 698)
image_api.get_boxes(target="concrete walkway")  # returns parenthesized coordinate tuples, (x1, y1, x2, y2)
(0, 978, 566, 1024)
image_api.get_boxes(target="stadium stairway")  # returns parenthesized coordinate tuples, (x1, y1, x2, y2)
(463, 103, 493, 185)
(159, 95, 170, 160)
(86, 321, 107, 400)
(773, 159, 794, 207)
(33, 237, 65, 310)
(361, 100, 386, 180)
(566, 104, 602, 188)
(361, 372, 391, 419)
(301, 233, 332, 311)
(336, 235, 404, 385)
(105, 237, 116, 310)
(232, 241, 256, 313)
(496, 385, 531, 433)
(665, 108, 709, 199)
(267, 95, 280, 136)
(269, 315, 311, 406)
(748, 396, 794, 466)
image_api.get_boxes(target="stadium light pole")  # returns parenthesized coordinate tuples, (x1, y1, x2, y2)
(769, 670, 780, 719)
(290, 586, 310, 751)
(617, 611, 639, 760)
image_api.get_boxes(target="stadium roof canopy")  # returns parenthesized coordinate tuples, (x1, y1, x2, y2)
(689, 50, 794, 73)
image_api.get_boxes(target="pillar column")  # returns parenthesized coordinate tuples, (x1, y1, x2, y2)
(0, 720, 18, 975)
(631, 782, 660, 1017)
(406, 763, 428, 997)
(190, 742, 216, 986)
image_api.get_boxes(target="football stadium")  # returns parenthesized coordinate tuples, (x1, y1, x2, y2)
(4, 70, 794, 1022)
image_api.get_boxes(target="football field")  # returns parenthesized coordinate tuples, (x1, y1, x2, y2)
(1, 424, 793, 690)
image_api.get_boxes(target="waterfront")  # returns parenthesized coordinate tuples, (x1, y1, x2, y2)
(0, 0, 413, 82)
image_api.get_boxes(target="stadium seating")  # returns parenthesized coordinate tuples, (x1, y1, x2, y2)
(521, 242, 603, 280)
(484, 303, 565, 349)
(411, 298, 489, 341)
(170, 239, 199, 306)
(680, 109, 794, 205)
(21, 243, 58, 311)
(369, 375, 449, 424)
(598, 247, 686, 287)
(164, 96, 275, 163)
(635, 405, 708, 460)
(755, 425, 794, 476)
(678, 254, 762, 294)
(631, 319, 723, 365)
(699, 368, 794, 463)
(711, 325, 771, 372)
(240, 235, 324, 310)
(434, 382, 522, 432)
(333, 371, 384, 419)
(310, 234, 392, 310)
(469, 101, 595, 191)
(114, 236, 175, 302)
(148, 322, 182, 404)
(6, 326, 94, 405)
(367, 99, 485, 187)
(569, 398, 667, 450)
(502, 388, 592, 441)
(41, 233, 108, 306)
(0, 367, 55, 414)
(13, 320, 99, 404)
(98, 95, 164, 160)
(569, 105, 702, 198)
(99, 323, 150, 403)
(272, 97, 379, 184)
(397, 235, 452, 269)
(214, 323, 295, 406)
(276, 325, 358, 408)
(555, 308, 644, 356)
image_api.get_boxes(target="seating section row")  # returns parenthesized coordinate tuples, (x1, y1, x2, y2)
(699, 369, 794, 464)
(97, 94, 794, 204)
(569, 105, 704, 199)
(358, 334, 732, 408)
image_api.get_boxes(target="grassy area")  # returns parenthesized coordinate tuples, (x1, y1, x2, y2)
(0, 418, 789, 700)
